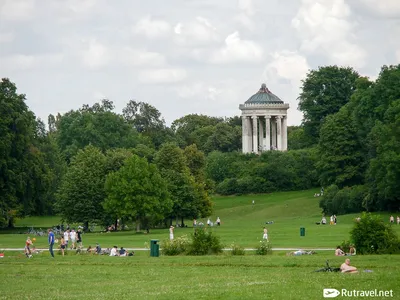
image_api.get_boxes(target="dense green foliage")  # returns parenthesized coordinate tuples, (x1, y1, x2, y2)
(2, 64, 400, 229)
(187, 228, 224, 255)
(104, 155, 172, 231)
(350, 213, 400, 254)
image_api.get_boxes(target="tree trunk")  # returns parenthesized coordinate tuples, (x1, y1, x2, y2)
(114, 219, 118, 231)
(136, 216, 141, 232)
(84, 221, 89, 232)
(7, 217, 14, 228)
(181, 217, 184, 227)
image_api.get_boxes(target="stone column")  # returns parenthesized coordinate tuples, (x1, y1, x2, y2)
(246, 117, 252, 152)
(252, 116, 258, 153)
(271, 117, 277, 150)
(265, 115, 271, 150)
(276, 115, 282, 150)
(282, 116, 288, 151)
(241, 116, 248, 153)
(259, 117, 264, 151)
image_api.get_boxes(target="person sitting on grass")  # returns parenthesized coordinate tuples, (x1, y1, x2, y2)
(335, 246, 345, 256)
(340, 258, 358, 273)
(86, 246, 93, 254)
(95, 243, 101, 255)
(119, 247, 127, 257)
(110, 246, 119, 256)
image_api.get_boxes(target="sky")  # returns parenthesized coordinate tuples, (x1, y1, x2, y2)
(1, 0, 399, 126)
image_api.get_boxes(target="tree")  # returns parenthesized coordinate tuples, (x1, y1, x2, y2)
(317, 106, 364, 187)
(204, 123, 241, 153)
(55, 145, 107, 228)
(123, 100, 172, 148)
(56, 100, 144, 162)
(155, 143, 212, 224)
(0, 78, 46, 227)
(104, 155, 172, 232)
(287, 126, 309, 150)
(366, 100, 400, 211)
(298, 66, 359, 145)
(171, 114, 223, 147)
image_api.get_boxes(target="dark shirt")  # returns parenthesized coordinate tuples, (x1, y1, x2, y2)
(77, 231, 82, 240)
(119, 249, 126, 255)
(48, 232, 55, 244)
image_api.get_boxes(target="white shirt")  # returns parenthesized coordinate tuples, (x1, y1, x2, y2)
(70, 231, 76, 240)
(64, 231, 69, 241)
(110, 248, 118, 256)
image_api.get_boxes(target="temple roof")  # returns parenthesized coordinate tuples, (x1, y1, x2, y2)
(245, 83, 283, 104)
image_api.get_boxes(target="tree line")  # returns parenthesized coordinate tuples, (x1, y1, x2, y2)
(1, 64, 399, 228)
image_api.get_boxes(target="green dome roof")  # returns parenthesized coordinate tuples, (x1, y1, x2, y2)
(245, 84, 283, 104)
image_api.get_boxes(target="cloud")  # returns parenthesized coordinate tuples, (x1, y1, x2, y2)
(81, 39, 111, 69)
(174, 17, 219, 46)
(0, 0, 36, 21)
(396, 50, 400, 63)
(355, 0, 400, 18)
(292, 0, 367, 68)
(0, 32, 14, 43)
(132, 16, 172, 39)
(238, 0, 255, 16)
(62, 38, 167, 70)
(0, 53, 64, 71)
(263, 51, 310, 84)
(261, 51, 310, 125)
(138, 68, 187, 84)
(209, 31, 264, 63)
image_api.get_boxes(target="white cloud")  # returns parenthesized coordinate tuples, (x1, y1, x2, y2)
(119, 47, 166, 67)
(238, 0, 255, 16)
(0, 53, 63, 71)
(81, 39, 110, 69)
(0, 0, 36, 21)
(263, 51, 310, 84)
(174, 17, 219, 46)
(172, 82, 221, 100)
(210, 31, 264, 63)
(132, 16, 172, 39)
(356, 0, 400, 18)
(0, 32, 14, 43)
(139, 68, 187, 84)
(292, 0, 367, 68)
(396, 50, 400, 63)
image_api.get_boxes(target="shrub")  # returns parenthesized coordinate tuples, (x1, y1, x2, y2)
(255, 240, 272, 255)
(230, 242, 245, 256)
(161, 235, 190, 256)
(350, 212, 400, 254)
(187, 228, 223, 255)
(340, 240, 352, 253)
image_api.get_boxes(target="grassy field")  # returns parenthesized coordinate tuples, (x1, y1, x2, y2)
(2, 189, 399, 249)
(1, 189, 399, 299)
(0, 253, 399, 299)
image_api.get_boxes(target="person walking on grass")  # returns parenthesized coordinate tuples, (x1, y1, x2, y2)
(169, 226, 174, 240)
(263, 227, 269, 242)
(60, 236, 66, 256)
(24, 237, 33, 258)
(48, 229, 55, 258)
(76, 228, 83, 248)
(70, 229, 77, 249)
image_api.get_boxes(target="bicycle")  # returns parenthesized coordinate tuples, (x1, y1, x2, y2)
(314, 260, 341, 272)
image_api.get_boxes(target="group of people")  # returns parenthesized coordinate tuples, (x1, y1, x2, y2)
(335, 245, 356, 256)
(389, 215, 400, 225)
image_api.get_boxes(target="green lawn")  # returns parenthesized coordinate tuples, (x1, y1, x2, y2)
(0, 253, 398, 299)
(2, 189, 399, 249)
(1, 189, 399, 299)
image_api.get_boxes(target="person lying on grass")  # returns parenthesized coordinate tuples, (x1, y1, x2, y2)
(340, 258, 358, 273)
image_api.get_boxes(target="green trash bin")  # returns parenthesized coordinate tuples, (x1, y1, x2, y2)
(150, 239, 159, 257)
(300, 227, 306, 237)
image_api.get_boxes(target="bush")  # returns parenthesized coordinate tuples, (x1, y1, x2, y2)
(230, 242, 245, 256)
(340, 240, 352, 253)
(255, 240, 272, 255)
(187, 228, 223, 255)
(350, 212, 400, 254)
(161, 235, 190, 256)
